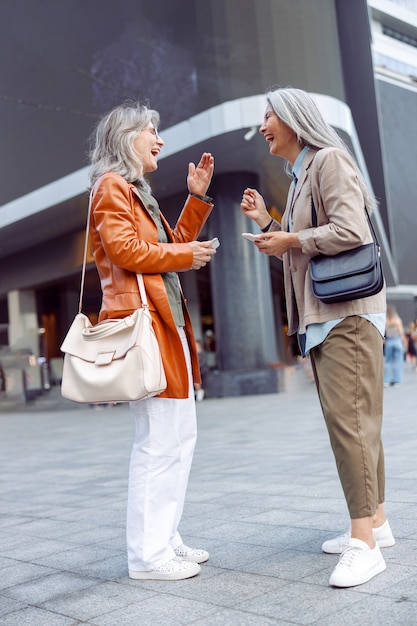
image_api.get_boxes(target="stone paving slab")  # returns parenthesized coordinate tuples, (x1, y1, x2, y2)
(0, 364, 416, 625)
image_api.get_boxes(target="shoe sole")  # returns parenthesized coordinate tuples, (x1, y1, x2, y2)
(330, 559, 386, 587)
(129, 564, 201, 581)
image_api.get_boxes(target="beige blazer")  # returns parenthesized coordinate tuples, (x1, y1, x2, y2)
(90, 172, 214, 398)
(270, 147, 386, 335)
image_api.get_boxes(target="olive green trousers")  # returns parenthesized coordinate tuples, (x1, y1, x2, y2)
(310, 316, 385, 519)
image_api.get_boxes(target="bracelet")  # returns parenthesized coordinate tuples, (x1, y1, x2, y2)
(261, 218, 274, 233)
(190, 192, 213, 203)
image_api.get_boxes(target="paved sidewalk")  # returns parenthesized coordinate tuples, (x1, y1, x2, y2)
(0, 364, 416, 625)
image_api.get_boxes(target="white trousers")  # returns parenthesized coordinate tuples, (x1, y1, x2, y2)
(126, 327, 197, 571)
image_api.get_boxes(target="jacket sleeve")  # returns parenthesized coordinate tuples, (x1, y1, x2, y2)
(298, 149, 370, 257)
(169, 194, 214, 243)
(269, 220, 282, 233)
(91, 175, 212, 274)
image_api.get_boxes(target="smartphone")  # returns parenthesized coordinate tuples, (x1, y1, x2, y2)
(242, 233, 261, 243)
(211, 237, 220, 249)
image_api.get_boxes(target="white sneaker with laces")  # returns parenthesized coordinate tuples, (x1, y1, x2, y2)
(174, 543, 209, 563)
(329, 538, 386, 587)
(129, 557, 201, 580)
(322, 519, 395, 554)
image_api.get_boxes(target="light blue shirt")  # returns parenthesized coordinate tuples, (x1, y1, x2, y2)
(291, 149, 386, 356)
(289, 147, 309, 231)
(292, 146, 309, 182)
(304, 314, 386, 356)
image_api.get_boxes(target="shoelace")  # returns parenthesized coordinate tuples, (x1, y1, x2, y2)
(338, 546, 362, 569)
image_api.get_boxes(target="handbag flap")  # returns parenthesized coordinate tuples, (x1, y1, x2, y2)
(60, 310, 148, 364)
(310, 243, 378, 283)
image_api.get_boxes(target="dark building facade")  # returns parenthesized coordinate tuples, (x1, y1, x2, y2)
(0, 0, 416, 398)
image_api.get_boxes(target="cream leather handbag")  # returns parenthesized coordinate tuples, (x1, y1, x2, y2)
(60, 197, 167, 404)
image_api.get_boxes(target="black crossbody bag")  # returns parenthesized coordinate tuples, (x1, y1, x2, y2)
(309, 196, 384, 304)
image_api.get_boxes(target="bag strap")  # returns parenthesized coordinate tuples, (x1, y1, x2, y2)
(78, 193, 92, 313)
(78, 192, 148, 313)
(136, 274, 148, 309)
(310, 194, 380, 249)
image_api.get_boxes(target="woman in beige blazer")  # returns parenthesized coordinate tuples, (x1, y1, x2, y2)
(89, 102, 216, 581)
(241, 87, 395, 588)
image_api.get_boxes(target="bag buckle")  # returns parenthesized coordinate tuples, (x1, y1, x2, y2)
(95, 351, 115, 365)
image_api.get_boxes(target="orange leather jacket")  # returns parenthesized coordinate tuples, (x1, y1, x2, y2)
(89, 172, 214, 399)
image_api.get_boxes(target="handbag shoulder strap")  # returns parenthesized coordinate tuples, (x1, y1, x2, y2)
(136, 274, 148, 308)
(310, 194, 380, 248)
(78, 191, 148, 313)
(78, 193, 92, 313)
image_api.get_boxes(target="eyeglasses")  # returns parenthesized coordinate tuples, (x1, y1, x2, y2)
(143, 126, 160, 139)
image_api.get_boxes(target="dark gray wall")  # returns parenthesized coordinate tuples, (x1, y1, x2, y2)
(335, 0, 390, 238)
(376, 78, 417, 285)
(0, 0, 344, 206)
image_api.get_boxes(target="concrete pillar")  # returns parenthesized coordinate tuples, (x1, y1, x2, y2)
(180, 270, 203, 341)
(8, 290, 39, 353)
(6, 289, 42, 398)
(206, 172, 279, 395)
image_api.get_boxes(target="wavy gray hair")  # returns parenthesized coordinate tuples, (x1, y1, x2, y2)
(266, 87, 375, 210)
(89, 101, 160, 189)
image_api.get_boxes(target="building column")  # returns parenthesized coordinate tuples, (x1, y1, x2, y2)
(6, 289, 42, 397)
(8, 290, 39, 353)
(206, 172, 279, 395)
(179, 270, 203, 342)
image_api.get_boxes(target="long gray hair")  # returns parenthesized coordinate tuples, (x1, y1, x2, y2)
(266, 87, 375, 210)
(89, 101, 160, 189)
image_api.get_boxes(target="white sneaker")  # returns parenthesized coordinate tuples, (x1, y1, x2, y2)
(174, 543, 209, 563)
(322, 519, 395, 554)
(329, 538, 386, 587)
(129, 557, 201, 581)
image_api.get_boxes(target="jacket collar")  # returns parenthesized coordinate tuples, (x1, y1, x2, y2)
(129, 182, 174, 242)
(282, 149, 317, 230)
(291, 149, 316, 206)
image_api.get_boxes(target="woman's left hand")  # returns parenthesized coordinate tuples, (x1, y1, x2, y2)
(187, 153, 214, 196)
(255, 231, 301, 257)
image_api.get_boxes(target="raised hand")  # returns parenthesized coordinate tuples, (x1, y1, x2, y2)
(187, 153, 214, 197)
(240, 188, 271, 228)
